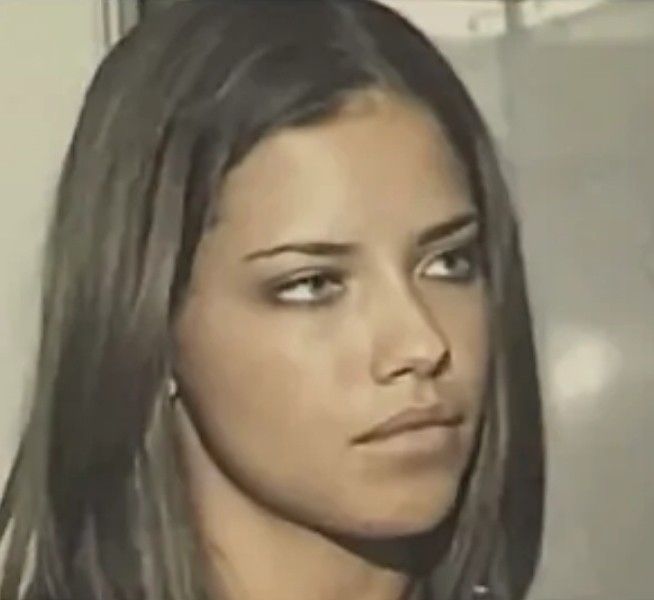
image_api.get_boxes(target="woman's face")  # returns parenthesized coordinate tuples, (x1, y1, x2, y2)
(173, 90, 490, 538)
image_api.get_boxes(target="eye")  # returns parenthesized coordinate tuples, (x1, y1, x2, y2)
(420, 246, 478, 282)
(271, 270, 345, 305)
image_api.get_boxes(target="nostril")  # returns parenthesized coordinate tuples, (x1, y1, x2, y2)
(388, 347, 451, 381)
(387, 365, 413, 380)
(431, 347, 451, 377)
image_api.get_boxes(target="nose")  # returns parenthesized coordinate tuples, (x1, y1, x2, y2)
(369, 279, 451, 385)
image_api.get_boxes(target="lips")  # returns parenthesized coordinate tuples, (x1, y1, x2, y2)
(352, 403, 464, 445)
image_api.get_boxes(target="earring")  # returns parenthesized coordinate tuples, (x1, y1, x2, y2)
(167, 377, 179, 401)
(472, 584, 493, 599)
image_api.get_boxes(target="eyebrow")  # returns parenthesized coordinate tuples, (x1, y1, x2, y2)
(242, 212, 479, 262)
(415, 212, 479, 247)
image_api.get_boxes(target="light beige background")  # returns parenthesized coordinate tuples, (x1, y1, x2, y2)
(1, 2, 652, 599)
(0, 0, 105, 486)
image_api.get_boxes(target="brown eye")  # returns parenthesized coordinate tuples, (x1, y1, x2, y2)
(421, 246, 478, 282)
(272, 271, 345, 305)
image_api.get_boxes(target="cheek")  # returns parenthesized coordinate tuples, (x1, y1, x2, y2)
(457, 302, 490, 377)
(177, 304, 314, 438)
(173, 296, 394, 533)
(173, 294, 353, 486)
(436, 287, 490, 405)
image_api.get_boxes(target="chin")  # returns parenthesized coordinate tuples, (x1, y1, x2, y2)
(343, 481, 460, 539)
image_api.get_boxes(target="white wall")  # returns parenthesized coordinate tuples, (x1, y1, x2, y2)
(380, 0, 507, 37)
(503, 30, 654, 600)
(0, 0, 104, 486)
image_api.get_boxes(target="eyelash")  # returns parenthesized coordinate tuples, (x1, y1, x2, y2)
(421, 245, 479, 282)
(267, 268, 346, 307)
(268, 245, 480, 307)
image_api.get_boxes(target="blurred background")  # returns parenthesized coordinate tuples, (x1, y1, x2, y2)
(1, 1, 652, 598)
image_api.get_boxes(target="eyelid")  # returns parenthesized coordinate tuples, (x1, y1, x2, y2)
(265, 267, 347, 305)
(416, 239, 480, 279)
(267, 266, 346, 289)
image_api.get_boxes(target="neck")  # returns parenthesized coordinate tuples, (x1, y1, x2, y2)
(174, 406, 434, 600)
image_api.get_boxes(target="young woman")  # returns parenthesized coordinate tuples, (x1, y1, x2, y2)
(0, 2, 544, 599)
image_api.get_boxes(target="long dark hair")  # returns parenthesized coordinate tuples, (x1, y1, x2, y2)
(0, 2, 544, 599)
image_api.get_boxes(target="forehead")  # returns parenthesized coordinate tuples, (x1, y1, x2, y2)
(214, 90, 472, 248)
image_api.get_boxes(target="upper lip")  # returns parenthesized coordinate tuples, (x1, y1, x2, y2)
(352, 403, 464, 444)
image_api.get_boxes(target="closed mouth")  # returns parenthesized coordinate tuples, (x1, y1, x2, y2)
(352, 404, 464, 445)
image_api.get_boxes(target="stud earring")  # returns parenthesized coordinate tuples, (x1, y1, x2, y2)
(167, 377, 179, 401)
(472, 584, 493, 599)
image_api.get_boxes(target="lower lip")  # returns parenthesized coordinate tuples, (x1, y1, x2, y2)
(355, 424, 462, 457)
